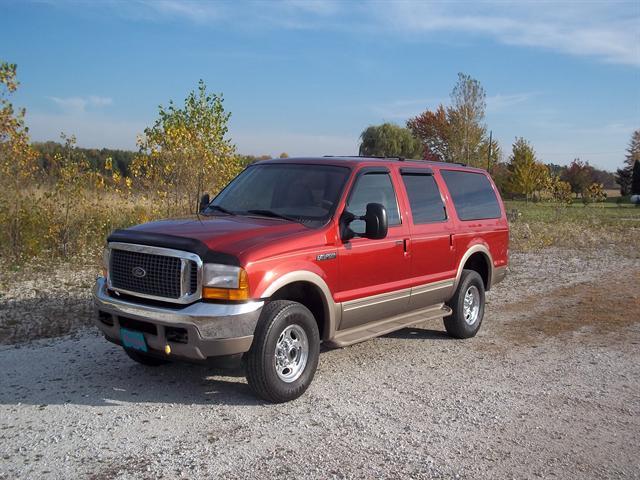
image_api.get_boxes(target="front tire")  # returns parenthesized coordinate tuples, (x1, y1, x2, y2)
(444, 269, 485, 339)
(246, 300, 320, 403)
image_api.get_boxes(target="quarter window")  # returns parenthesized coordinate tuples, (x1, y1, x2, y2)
(347, 172, 401, 227)
(440, 170, 501, 221)
(401, 173, 446, 224)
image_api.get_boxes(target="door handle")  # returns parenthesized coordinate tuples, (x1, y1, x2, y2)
(396, 239, 410, 254)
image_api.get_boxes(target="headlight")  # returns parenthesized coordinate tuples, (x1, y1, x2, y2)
(102, 248, 110, 278)
(202, 264, 250, 301)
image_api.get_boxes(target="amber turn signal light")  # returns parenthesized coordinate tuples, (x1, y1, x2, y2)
(203, 269, 250, 301)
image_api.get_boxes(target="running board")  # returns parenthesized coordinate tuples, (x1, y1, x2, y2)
(328, 304, 452, 348)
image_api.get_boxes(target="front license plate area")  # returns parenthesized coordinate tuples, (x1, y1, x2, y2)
(121, 328, 148, 353)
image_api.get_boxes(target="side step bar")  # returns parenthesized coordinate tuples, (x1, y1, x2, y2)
(327, 303, 452, 348)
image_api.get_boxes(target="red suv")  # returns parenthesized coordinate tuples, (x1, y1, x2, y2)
(94, 157, 509, 402)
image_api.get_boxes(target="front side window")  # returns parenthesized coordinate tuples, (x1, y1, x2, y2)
(401, 173, 447, 224)
(208, 164, 350, 228)
(346, 172, 401, 228)
(440, 170, 501, 221)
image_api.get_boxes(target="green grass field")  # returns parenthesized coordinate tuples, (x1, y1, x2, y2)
(504, 200, 640, 252)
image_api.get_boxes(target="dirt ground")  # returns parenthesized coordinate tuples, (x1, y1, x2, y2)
(0, 246, 639, 479)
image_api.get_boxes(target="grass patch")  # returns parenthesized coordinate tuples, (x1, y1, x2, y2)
(505, 200, 640, 252)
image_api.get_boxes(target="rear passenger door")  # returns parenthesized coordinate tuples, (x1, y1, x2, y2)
(439, 169, 508, 274)
(399, 168, 457, 309)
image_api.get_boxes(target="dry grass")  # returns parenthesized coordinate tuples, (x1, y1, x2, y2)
(505, 200, 640, 253)
(497, 268, 640, 345)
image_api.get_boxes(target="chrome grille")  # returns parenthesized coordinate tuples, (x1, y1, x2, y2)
(189, 263, 198, 294)
(110, 249, 182, 298)
(107, 243, 202, 304)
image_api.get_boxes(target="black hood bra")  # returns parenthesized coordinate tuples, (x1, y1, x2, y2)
(107, 229, 240, 266)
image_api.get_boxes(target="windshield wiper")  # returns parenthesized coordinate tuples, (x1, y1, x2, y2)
(207, 205, 236, 216)
(245, 209, 299, 223)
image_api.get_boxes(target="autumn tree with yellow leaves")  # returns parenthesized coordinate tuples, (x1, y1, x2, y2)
(131, 80, 242, 216)
(507, 137, 550, 202)
(0, 61, 40, 260)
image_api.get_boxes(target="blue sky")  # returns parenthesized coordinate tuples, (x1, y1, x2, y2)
(1, 0, 639, 170)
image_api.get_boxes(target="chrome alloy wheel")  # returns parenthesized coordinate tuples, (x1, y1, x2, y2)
(463, 285, 481, 325)
(274, 324, 309, 383)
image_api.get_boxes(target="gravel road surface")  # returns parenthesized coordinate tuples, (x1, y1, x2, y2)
(1, 247, 639, 479)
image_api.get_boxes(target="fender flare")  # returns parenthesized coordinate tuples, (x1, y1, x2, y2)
(453, 244, 495, 292)
(261, 270, 339, 340)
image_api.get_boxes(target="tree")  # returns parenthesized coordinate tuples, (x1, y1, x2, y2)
(507, 137, 549, 201)
(358, 123, 422, 158)
(562, 158, 594, 197)
(407, 73, 494, 168)
(131, 80, 241, 215)
(625, 130, 640, 167)
(547, 175, 573, 205)
(583, 182, 607, 204)
(449, 73, 487, 166)
(406, 104, 451, 161)
(0, 61, 39, 260)
(632, 160, 640, 195)
(616, 167, 632, 196)
(616, 129, 640, 196)
(489, 161, 511, 195)
(43, 134, 98, 256)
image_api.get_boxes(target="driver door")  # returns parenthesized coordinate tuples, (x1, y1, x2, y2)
(336, 167, 411, 330)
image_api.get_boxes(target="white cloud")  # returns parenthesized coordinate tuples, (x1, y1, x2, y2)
(137, 0, 222, 23)
(371, 91, 537, 119)
(486, 92, 538, 112)
(49, 95, 113, 114)
(281, 0, 341, 16)
(377, 2, 640, 67)
(59, 1, 639, 66)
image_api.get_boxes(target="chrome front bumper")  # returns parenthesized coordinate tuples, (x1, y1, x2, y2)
(93, 277, 263, 360)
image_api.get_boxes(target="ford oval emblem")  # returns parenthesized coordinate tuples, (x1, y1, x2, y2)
(132, 266, 147, 278)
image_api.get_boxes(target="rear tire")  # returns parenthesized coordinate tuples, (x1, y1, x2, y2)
(124, 348, 169, 366)
(444, 269, 485, 339)
(246, 300, 320, 403)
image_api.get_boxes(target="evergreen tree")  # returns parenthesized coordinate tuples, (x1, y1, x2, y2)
(616, 130, 640, 196)
(632, 160, 640, 195)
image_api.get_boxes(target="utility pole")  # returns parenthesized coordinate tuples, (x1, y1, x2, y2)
(487, 130, 492, 171)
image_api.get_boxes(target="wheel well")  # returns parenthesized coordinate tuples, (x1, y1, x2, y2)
(269, 281, 327, 339)
(463, 252, 490, 290)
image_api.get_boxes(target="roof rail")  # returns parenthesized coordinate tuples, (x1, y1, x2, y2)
(322, 155, 470, 168)
(323, 155, 406, 161)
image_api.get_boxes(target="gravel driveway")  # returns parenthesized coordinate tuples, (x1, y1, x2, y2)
(1, 247, 639, 479)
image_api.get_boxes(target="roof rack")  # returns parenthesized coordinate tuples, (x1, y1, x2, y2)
(323, 155, 406, 161)
(322, 155, 469, 168)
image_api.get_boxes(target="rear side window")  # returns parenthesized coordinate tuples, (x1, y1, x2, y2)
(401, 173, 446, 224)
(440, 170, 501, 221)
(347, 172, 401, 226)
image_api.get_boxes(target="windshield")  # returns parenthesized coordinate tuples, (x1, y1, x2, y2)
(207, 163, 351, 228)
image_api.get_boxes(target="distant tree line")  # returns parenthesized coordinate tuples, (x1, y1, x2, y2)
(30, 141, 290, 178)
(358, 72, 629, 202)
(32, 141, 137, 177)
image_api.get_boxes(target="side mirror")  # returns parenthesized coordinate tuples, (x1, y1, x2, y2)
(340, 202, 388, 241)
(199, 193, 210, 213)
(363, 202, 388, 240)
